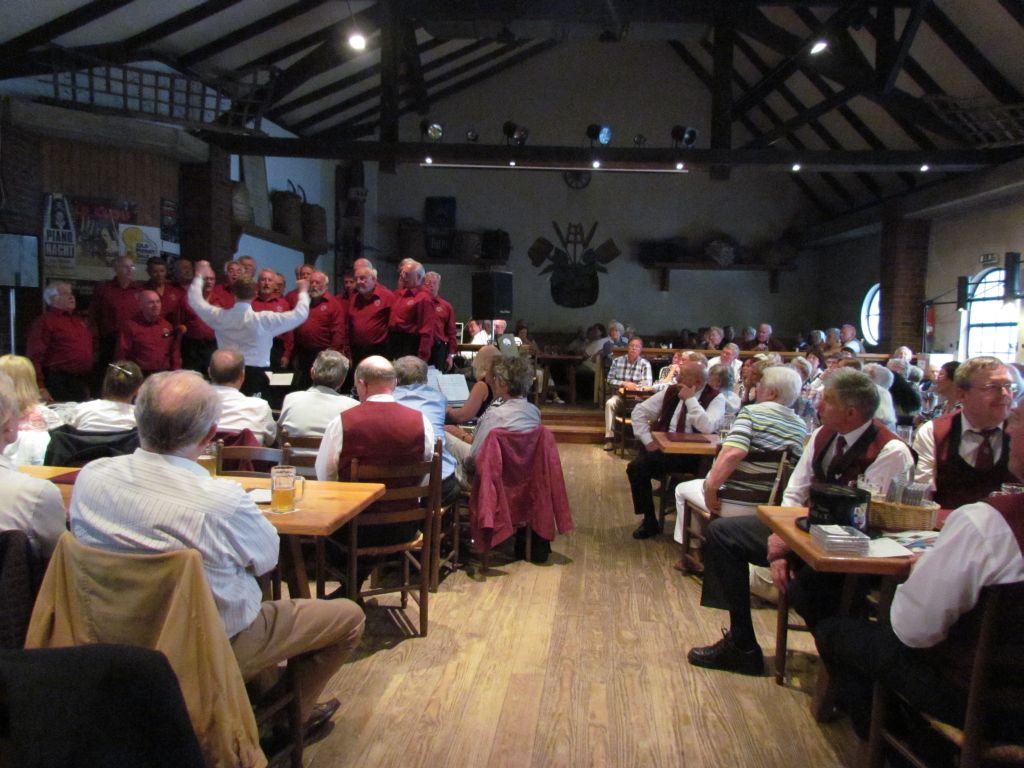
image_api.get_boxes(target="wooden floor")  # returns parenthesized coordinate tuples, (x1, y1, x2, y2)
(305, 443, 860, 768)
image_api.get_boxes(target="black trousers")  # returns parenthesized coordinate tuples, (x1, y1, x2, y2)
(429, 340, 449, 371)
(44, 369, 90, 403)
(292, 347, 320, 391)
(241, 366, 269, 398)
(387, 331, 421, 361)
(181, 338, 216, 375)
(626, 450, 700, 521)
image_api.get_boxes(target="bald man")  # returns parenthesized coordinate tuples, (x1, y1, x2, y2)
(116, 289, 181, 375)
(388, 260, 433, 361)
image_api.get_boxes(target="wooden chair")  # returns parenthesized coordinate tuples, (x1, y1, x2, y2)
(613, 413, 633, 456)
(216, 441, 291, 477)
(278, 428, 321, 478)
(657, 471, 692, 533)
(342, 440, 441, 636)
(430, 488, 468, 592)
(865, 581, 1024, 768)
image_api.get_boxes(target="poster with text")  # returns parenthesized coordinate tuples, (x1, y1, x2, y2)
(160, 198, 180, 256)
(42, 193, 139, 280)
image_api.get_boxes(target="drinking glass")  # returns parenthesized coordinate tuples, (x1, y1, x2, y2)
(270, 466, 304, 513)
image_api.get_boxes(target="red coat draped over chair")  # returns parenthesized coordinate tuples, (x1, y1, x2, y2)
(469, 427, 574, 552)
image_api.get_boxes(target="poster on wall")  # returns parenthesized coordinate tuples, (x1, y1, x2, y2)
(160, 198, 179, 257)
(41, 193, 139, 280)
(117, 224, 162, 263)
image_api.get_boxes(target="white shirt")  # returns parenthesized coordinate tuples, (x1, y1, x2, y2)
(630, 386, 727, 447)
(470, 330, 490, 345)
(0, 456, 66, 557)
(891, 501, 1024, 648)
(188, 277, 310, 368)
(913, 413, 1005, 489)
(781, 421, 915, 507)
(213, 386, 276, 445)
(68, 399, 137, 432)
(874, 385, 896, 430)
(708, 356, 743, 380)
(70, 448, 280, 637)
(315, 394, 435, 481)
(278, 386, 359, 443)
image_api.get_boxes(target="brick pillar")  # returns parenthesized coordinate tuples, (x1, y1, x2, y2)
(879, 216, 930, 353)
(180, 145, 232, 269)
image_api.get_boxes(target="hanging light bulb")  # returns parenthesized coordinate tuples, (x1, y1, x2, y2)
(346, 0, 366, 51)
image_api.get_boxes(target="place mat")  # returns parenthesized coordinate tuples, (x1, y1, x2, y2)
(49, 469, 81, 485)
(664, 433, 712, 443)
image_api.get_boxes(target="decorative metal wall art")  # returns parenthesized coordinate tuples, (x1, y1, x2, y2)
(528, 221, 620, 308)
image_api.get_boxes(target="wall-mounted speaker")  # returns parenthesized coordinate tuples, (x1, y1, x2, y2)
(472, 272, 513, 319)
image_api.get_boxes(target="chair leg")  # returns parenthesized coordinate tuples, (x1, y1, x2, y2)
(775, 589, 790, 685)
(287, 666, 303, 768)
(420, 548, 429, 637)
(680, 501, 692, 573)
(430, 508, 442, 593)
(864, 683, 888, 768)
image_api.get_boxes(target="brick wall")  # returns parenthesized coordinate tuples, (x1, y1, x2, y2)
(180, 145, 233, 269)
(879, 217, 930, 353)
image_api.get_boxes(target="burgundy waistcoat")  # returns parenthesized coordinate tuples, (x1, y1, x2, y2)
(811, 419, 901, 487)
(652, 385, 720, 433)
(339, 401, 425, 513)
(930, 412, 1012, 509)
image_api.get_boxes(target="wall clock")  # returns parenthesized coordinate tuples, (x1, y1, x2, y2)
(563, 170, 592, 190)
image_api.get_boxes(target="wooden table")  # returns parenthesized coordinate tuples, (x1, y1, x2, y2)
(20, 465, 385, 600)
(756, 505, 913, 720)
(537, 353, 583, 405)
(652, 431, 720, 457)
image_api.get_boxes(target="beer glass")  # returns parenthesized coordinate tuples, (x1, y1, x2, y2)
(197, 444, 217, 476)
(270, 465, 304, 512)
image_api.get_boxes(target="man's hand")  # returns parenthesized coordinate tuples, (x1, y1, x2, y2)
(703, 481, 721, 512)
(766, 533, 790, 562)
(770, 558, 796, 593)
(194, 260, 215, 279)
(279, 356, 290, 369)
(622, 381, 638, 391)
(295, 279, 309, 294)
(645, 440, 660, 452)
(677, 382, 697, 401)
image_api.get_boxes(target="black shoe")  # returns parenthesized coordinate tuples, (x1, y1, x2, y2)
(632, 521, 659, 539)
(304, 698, 340, 740)
(687, 630, 764, 676)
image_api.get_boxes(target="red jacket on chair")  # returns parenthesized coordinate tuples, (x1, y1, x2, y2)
(470, 427, 574, 552)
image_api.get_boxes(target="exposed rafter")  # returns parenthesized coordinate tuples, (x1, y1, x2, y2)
(0, 0, 132, 62)
(400, 21, 429, 116)
(876, 0, 930, 94)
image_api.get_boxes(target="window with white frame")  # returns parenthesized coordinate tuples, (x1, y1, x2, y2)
(860, 283, 881, 347)
(964, 268, 1019, 362)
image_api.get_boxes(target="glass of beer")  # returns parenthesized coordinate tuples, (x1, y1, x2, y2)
(197, 444, 217, 476)
(270, 466, 304, 513)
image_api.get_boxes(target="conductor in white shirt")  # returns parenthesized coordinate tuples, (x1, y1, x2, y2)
(188, 260, 309, 397)
(208, 349, 277, 445)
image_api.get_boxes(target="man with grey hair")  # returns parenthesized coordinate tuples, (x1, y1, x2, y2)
(741, 323, 786, 352)
(71, 369, 365, 729)
(688, 369, 912, 676)
(208, 349, 276, 445)
(348, 262, 394, 369)
(388, 260, 433, 361)
(278, 350, 358, 443)
(673, 365, 807, 549)
(423, 272, 458, 371)
(292, 271, 347, 391)
(862, 363, 897, 430)
(27, 281, 94, 403)
(0, 372, 65, 556)
(708, 342, 741, 381)
(393, 355, 460, 505)
(839, 323, 863, 354)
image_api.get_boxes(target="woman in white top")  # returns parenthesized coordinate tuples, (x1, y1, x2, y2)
(0, 354, 63, 465)
(69, 360, 143, 432)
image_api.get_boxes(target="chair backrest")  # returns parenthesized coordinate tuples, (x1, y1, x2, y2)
(277, 427, 321, 477)
(43, 424, 140, 467)
(717, 448, 795, 505)
(0, 530, 42, 649)
(216, 440, 291, 477)
(349, 438, 442, 527)
(25, 533, 263, 768)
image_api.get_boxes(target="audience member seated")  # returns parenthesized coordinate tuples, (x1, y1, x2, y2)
(821, 327, 843, 355)
(673, 366, 807, 556)
(0, 355, 62, 466)
(814, 399, 1024, 741)
(892, 345, 913, 364)
(862, 363, 898, 431)
(741, 323, 786, 352)
(464, 355, 542, 477)
(467, 319, 490, 345)
(708, 343, 741, 380)
(913, 356, 1014, 508)
(839, 323, 863, 354)
(208, 350, 276, 446)
(393, 356, 461, 507)
(446, 344, 500, 424)
(627, 361, 727, 540)
(0, 373, 65, 558)
(708, 363, 741, 416)
(70, 369, 365, 728)
(702, 326, 724, 350)
(930, 360, 962, 417)
(600, 321, 628, 372)
(654, 351, 684, 391)
(603, 337, 653, 451)
(687, 369, 913, 676)
(67, 361, 144, 433)
(886, 358, 922, 425)
(788, 357, 818, 425)
(277, 350, 358, 445)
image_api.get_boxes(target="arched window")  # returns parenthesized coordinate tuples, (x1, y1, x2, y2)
(860, 283, 881, 347)
(964, 268, 1019, 362)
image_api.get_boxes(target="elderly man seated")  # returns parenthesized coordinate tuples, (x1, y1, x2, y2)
(687, 369, 913, 675)
(277, 350, 358, 443)
(70, 370, 365, 730)
(627, 361, 727, 539)
(886, 357, 922, 425)
(603, 337, 652, 451)
(208, 349, 276, 445)
(708, 342, 741, 380)
(672, 366, 807, 568)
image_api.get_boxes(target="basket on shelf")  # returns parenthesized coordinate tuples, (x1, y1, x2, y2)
(869, 498, 939, 532)
(271, 180, 302, 238)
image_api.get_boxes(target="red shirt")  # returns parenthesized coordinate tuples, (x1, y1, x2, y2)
(89, 279, 140, 337)
(349, 285, 394, 350)
(116, 313, 181, 372)
(209, 283, 236, 309)
(26, 307, 95, 387)
(251, 293, 296, 362)
(146, 281, 186, 325)
(431, 295, 458, 356)
(294, 294, 347, 354)
(388, 287, 433, 360)
(180, 294, 216, 341)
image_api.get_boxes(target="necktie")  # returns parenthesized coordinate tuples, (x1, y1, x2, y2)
(974, 428, 999, 471)
(828, 435, 847, 477)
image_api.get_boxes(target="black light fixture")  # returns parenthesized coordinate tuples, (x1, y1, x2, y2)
(1004, 251, 1022, 303)
(419, 119, 443, 141)
(633, 133, 647, 147)
(671, 125, 698, 148)
(586, 124, 612, 145)
(502, 121, 529, 146)
(956, 276, 971, 312)
(465, 129, 479, 143)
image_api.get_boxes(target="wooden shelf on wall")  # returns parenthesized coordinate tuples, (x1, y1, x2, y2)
(231, 222, 329, 258)
(645, 260, 797, 293)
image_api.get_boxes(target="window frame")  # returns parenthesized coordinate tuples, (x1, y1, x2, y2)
(860, 283, 881, 347)
(962, 268, 1019, 363)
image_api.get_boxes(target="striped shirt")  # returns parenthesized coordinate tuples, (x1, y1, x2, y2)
(723, 400, 808, 474)
(606, 356, 653, 388)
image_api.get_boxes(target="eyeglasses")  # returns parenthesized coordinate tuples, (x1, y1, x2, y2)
(972, 382, 1021, 396)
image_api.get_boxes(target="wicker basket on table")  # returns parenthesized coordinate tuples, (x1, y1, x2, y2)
(869, 498, 939, 532)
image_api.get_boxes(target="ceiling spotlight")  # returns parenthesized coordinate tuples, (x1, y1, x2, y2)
(633, 134, 647, 147)
(345, 0, 366, 50)
(502, 121, 529, 146)
(509, 160, 516, 167)
(424, 156, 433, 164)
(419, 119, 443, 141)
(586, 124, 612, 145)
(671, 125, 698, 148)
(920, 164, 930, 172)
(465, 129, 479, 143)
(675, 162, 685, 171)
(791, 163, 802, 172)
(810, 39, 828, 55)
(592, 160, 601, 169)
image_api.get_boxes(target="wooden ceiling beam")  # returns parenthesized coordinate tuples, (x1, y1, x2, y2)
(710, 10, 736, 180)
(378, 0, 401, 166)
(996, 0, 1024, 27)
(0, 0, 133, 61)
(124, 0, 248, 56)
(745, 86, 862, 149)
(877, 0, 930, 95)
(401, 21, 429, 116)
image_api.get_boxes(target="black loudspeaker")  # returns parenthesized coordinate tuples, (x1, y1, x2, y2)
(472, 272, 513, 319)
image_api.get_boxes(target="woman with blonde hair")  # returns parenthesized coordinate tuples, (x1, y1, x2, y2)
(446, 344, 500, 424)
(0, 354, 62, 464)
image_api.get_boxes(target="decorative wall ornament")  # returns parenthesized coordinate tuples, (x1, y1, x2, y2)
(528, 221, 620, 308)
